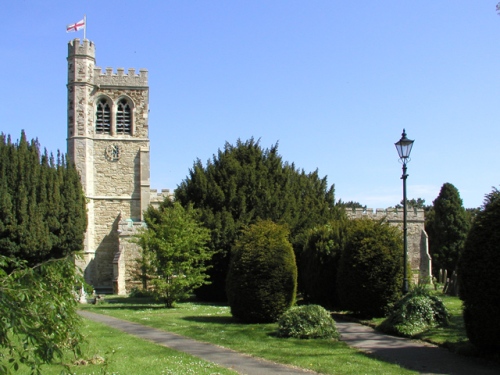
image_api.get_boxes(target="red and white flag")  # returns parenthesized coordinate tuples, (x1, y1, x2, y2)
(66, 18, 85, 33)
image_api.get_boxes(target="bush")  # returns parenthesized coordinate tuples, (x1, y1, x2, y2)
(378, 286, 450, 337)
(226, 220, 297, 323)
(458, 188, 500, 352)
(336, 218, 404, 318)
(277, 305, 340, 339)
(299, 220, 347, 309)
(129, 287, 152, 298)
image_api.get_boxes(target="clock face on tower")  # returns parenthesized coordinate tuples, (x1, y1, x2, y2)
(104, 144, 120, 161)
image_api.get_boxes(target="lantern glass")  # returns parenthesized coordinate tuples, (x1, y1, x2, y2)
(395, 129, 414, 160)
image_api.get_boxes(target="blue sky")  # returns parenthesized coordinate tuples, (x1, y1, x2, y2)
(1, 1, 499, 209)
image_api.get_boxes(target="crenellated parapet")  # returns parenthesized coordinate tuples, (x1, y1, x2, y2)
(150, 189, 174, 208)
(94, 67, 148, 88)
(68, 38, 95, 58)
(345, 207, 425, 222)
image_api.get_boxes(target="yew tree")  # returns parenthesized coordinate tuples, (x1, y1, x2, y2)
(0, 131, 86, 266)
(429, 183, 469, 275)
(459, 188, 500, 352)
(175, 138, 341, 301)
(0, 131, 87, 373)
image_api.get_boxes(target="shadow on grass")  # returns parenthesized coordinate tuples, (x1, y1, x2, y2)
(82, 296, 166, 311)
(182, 315, 240, 325)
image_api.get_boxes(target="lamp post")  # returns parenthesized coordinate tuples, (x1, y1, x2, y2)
(395, 129, 414, 295)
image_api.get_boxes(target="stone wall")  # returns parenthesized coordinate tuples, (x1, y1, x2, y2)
(67, 38, 151, 293)
(112, 189, 174, 294)
(114, 220, 145, 295)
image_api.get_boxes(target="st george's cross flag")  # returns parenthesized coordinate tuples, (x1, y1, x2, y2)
(67, 18, 85, 33)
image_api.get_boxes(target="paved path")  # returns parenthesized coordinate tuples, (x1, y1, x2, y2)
(336, 319, 500, 375)
(80, 310, 500, 375)
(79, 310, 315, 375)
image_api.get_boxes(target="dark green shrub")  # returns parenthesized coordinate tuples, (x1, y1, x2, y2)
(458, 188, 500, 352)
(429, 183, 469, 277)
(129, 287, 152, 298)
(277, 304, 340, 339)
(300, 220, 347, 309)
(226, 220, 297, 323)
(175, 139, 340, 302)
(379, 286, 450, 336)
(336, 218, 403, 318)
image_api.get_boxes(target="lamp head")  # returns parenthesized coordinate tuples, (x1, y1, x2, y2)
(395, 129, 414, 160)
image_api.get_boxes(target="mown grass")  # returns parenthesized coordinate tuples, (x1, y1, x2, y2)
(414, 292, 469, 349)
(81, 298, 418, 375)
(357, 289, 491, 358)
(9, 318, 237, 375)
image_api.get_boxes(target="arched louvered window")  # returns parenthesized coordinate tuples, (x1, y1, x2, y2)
(95, 98, 111, 134)
(116, 99, 132, 135)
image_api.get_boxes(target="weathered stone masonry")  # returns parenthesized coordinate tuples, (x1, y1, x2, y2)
(67, 38, 168, 294)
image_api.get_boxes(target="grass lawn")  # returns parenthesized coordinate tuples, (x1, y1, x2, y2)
(81, 298, 418, 375)
(9, 318, 238, 375)
(357, 289, 494, 359)
(413, 292, 469, 350)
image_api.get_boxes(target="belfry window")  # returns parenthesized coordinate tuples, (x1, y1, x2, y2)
(95, 98, 111, 134)
(116, 99, 131, 135)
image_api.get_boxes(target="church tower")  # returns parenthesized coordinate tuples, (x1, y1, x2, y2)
(67, 39, 151, 293)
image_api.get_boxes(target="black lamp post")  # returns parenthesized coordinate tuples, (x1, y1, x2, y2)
(395, 129, 414, 295)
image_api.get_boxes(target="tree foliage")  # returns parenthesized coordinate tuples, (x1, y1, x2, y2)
(458, 188, 500, 352)
(336, 219, 403, 318)
(300, 219, 347, 309)
(429, 183, 469, 275)
(135, 201, 213, 308)
(0, 131, 87, 373)
(0, 252, 84, 374)
(394, 197, 430, 210)
(175, 138, 340, 300)
(226, 220, 297, 323)
(338, 200, 366, 210)
(0, 131, 87, 266)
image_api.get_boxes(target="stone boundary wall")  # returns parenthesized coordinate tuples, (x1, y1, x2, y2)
(345, 207, 425, 221)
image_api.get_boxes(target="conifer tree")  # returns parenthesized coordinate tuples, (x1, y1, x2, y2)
(0, 131, 86, 266)
(430, 183, 469, 275)
(459, 188, 500, 352)
(0, 131, 87, 372)
(175, 138, 340, 301)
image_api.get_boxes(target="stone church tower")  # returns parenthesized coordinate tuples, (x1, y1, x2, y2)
(67, 38, 162, 294)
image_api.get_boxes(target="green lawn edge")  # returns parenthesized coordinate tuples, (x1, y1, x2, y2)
(81, 297, 417, 375)
(7, 317, 238, 375)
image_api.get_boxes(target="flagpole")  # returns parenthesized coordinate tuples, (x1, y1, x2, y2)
(84, 15, 87, 40)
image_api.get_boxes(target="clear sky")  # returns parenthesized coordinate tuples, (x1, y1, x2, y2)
(1, 1, 499, 209)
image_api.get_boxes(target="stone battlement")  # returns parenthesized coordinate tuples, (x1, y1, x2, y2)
(68, 39, 95, 58)
(150, 189, 173, 208)
(345, 207, 425, 222)
(94, 67, 148, 87)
